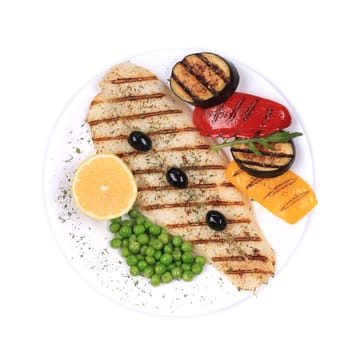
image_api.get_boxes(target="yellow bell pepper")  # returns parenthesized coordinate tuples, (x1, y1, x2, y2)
(225, 161, 317, 224)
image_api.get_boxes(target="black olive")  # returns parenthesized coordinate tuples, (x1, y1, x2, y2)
(166, 167, 188, 189)
(128, 131, 152, 152)
(206, 210, 227, 231)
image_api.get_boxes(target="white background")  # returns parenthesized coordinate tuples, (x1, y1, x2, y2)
(1, 0, 353, 349)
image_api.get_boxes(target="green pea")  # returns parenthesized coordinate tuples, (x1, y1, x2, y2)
(130, 265, 140, 276)
(161, 271, 173, 284)
(145, 246, 155, 257)
(172, 249, 182, 261)
(111, 217, 122, 224)
(150, 274, 161, 287)
(191, 263, 203, 275)
(122, 220, 133, 227)
(182, 252, 194, 264)
(137, 259, 148, 272)
(133, 224, 145, 235)
(143, 266, 154, 278)
(171, 266, 183, 279)
(149, 224, 161, 236)
(154, 250, 162, 261)
(158, 232, 169, 245)
(128, 241, 141, 254)
(122, 238, 129, 248)
(195, 255, 206, 266)
(136, 253, 144, 261)
(167, 263, 175, 271)
(110, 237, 122, 249)
(109, 222, 120, 233)
(181, 263, 192, 271)
(121, 247, 130, 258)
(139, 244, 148, 256)
(182, 270, 194, 282)
(152, 238, 163, 251)
(160, 253, 173, 266)
(126, 255, 138, 266)
(136, 215, 146, 225)
(137, 233, 149, 245)
(163, 243, 173, 254)
(144, 220, 152, 229)
(154, 262, 167, 276)
(119, 226, 132, 238)
(145, 256, 155, 265)
(160, 227, 169, 235)
(129, 234, 137, 242)
(172, 236, 183, 247)
(128, 208, 139, 219)
(181, 241, 193, 252)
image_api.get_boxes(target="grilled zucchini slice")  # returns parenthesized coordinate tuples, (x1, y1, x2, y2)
(170, 52, 239, 108)
(231, 140, 295, 178)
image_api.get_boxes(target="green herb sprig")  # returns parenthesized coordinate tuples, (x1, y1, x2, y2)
(210, 131, 303, 155)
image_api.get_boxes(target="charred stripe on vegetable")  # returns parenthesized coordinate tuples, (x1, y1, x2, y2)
(263, 178, 297, 199)
(181, 60, 219, 95)
(196, 52, 230, 81)
(243, 99, 259, 121)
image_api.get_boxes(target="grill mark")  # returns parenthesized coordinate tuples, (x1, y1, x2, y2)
(263, 178, 297, 199)
(116, 144, 210, 158)
(188, 235, 260, 244)
(171, 72, 195, 102)
(212, 254, 268, 262)
(138, 182, 233, 192)
(264, 106, 273, 120)
(88, 109, 183, 126)
(231, 169, 243, 177)
(181, 60, 218, 95)
(183, 165, 226, 171)
(231, 147, 294, 159)
(281, 190, 310, 211)
(166, 219, 252, 229)
(90, 93, 165, 106)
(108, 76, 157, 84)
(140, 200, 245, 211)
(243, 99, 258, 121)
(234, 159, 280, 169)
(246, 177, 264, 189)
(228, 96, 245, 122)
(93, 127, 198, 142)
(197, 53, 229, 81)
(213, 256, 245, 262)
(133, 165, 226, 175)
(225, 268, 274, 276)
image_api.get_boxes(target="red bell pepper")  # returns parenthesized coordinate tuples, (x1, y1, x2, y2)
(193, 92, 292, 138)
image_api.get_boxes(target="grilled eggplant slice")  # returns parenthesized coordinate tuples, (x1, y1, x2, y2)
(231, 140, 295, 178)
(170, 52, 239, 108)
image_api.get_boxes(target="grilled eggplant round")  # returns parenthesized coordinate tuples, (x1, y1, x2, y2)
(170, 52, 239, 108)
(231, 140, 296, 178)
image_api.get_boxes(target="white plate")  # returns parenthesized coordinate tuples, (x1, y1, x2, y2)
(44, 49, 315, 316)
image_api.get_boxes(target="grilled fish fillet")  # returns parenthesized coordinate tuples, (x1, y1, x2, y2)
(86, 61, 276, 291)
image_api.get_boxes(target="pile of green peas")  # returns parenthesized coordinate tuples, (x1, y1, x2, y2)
(108, 208, 206, 286)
